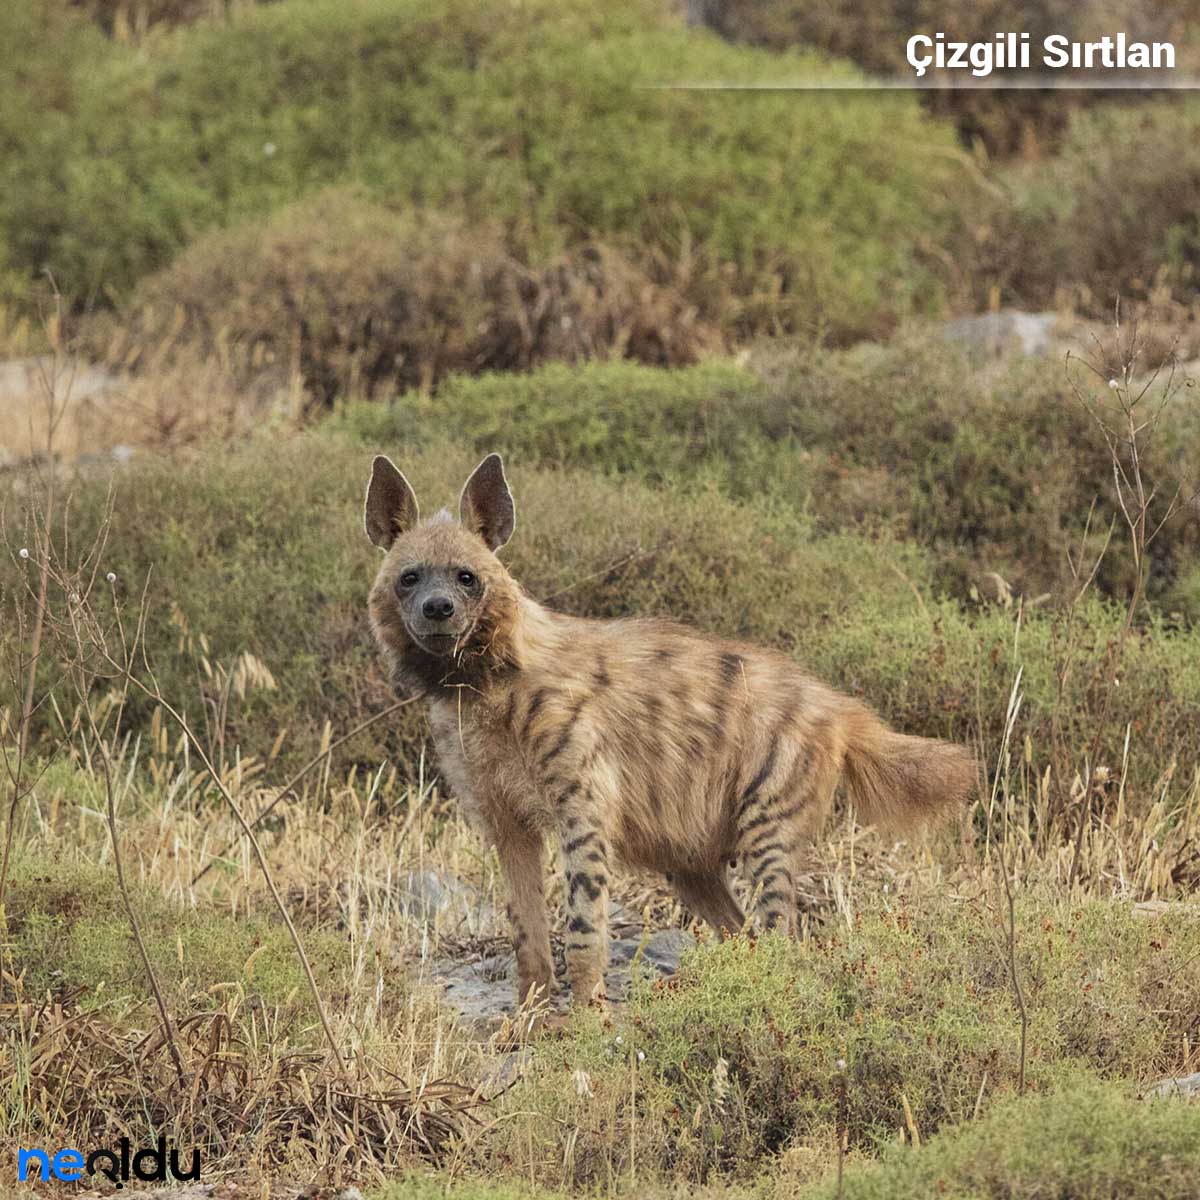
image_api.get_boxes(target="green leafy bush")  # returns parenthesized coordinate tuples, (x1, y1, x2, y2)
(3, 0, 966, 343)
(760, 335, 1200, 603)
(5, 426, 1200, 792)
(820, 1081, 1200, 1199)
(966, 100, 1200, 311)
(501, 897, 1200, 1183)
(338, 359, 790, 487)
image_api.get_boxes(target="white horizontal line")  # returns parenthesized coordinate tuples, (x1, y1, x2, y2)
(647, 75, 1200, 91)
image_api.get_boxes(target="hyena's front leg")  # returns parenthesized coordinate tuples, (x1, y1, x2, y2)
(494, 822, 554, 1009)
(555, 783, 613, 1005)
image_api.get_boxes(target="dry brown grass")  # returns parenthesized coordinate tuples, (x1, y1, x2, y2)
(4, 711, 1198, 1190)
(0, 349, 296, 466)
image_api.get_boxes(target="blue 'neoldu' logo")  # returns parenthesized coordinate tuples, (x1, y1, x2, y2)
(18, 1138, 200, 1189)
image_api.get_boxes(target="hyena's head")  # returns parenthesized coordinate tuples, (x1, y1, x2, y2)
(364, 453, 521, 680)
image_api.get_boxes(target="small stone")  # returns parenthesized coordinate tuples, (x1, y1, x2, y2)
(399, 868, 488, 928)
(1146, 1072, 1200, 1100)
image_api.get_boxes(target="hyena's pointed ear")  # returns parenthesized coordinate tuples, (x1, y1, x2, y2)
(459, 453, 515, 552)
(364, 455, 419, 549)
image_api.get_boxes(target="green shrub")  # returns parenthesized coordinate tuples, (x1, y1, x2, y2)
(761, 335, 1200, 604)
(345, 344, 1200, 609)
(95, 190, 720, 399)
(500, 896, 1200, 1183)
(5, 846, 349, 1010)
(3, 0, 967, 343)
(0, 6, 116, 296)
(965, 100, 1200, 310)
(338, 359, 793, 489)
(818, 1081, 1200, 1199)
(5, 425, 1200, 789)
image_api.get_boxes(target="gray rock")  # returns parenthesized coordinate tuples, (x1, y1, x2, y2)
(1146, 1072, 1200, 1099)
(0, 356, 120, 404)
(427, 925, 694, 1032)
(940, 311, 1057, 358)
(427, 953, 521, 1031)
(609, 928, 694, 975)
(398, 868, 491, 932)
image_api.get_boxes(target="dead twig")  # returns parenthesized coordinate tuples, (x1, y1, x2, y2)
(190, 691, 425, 886)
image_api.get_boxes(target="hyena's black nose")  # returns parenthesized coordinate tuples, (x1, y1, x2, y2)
(423, 594, 455, 622)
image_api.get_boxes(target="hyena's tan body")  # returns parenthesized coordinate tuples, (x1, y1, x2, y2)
(365, 454, 976, 1009)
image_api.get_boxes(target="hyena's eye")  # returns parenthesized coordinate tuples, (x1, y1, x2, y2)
(398, 569, 420, 589)
(457, 569, 477, 588)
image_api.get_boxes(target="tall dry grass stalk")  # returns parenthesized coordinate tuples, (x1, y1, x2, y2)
(1065, 310, 1197, 887)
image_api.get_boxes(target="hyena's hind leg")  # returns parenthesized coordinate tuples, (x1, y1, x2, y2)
(735, 738, 834, 937)
(670, 869, 745, 938)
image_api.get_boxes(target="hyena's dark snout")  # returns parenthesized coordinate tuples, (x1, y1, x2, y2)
(421, 593, 456, 622)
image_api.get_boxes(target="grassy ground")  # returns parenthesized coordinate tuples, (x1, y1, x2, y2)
(2, 330, 1199, 1195)
(4, 3, 1200, 1194)
(2, 737, 1197, 1195)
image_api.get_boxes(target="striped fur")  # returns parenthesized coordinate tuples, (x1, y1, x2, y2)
(365, 455, 977, 1008)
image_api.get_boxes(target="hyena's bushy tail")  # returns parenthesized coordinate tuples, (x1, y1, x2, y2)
(838, 700, 977, 831)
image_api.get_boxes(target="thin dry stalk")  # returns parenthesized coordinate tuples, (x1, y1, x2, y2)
(73, 569, 192, 1091)
(1, 296, 74, 915)
(1064, 314, 1193, 886)
(118, 667, 350, 1075)
(190, 691, 425, 886)
(992, 669, 1028, 1095)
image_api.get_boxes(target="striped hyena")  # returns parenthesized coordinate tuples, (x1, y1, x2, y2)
(365, 454, 976, 1010)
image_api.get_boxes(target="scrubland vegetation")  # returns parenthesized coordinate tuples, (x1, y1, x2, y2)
(2, 0, 1200, 1196)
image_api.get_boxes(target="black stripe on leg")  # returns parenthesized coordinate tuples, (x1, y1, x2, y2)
(555, 781, 582, 809)
(744, 837, 786, 862)
(748, 859, 787, 888)
(564, 831, 596, 856)
(568, 872, 605, 904)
